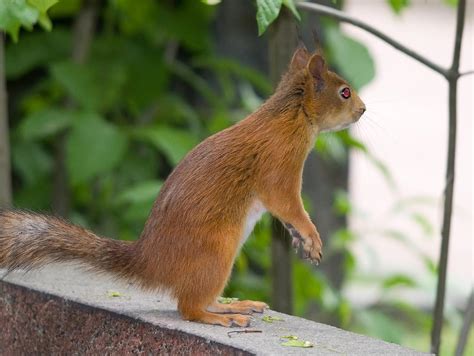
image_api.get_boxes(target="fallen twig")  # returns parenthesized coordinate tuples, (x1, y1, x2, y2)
(227, 329, 263, 338)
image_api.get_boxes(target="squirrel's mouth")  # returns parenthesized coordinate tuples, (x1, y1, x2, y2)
(320, 121, 352, 133)
(354, 107, 366, 119)
(350, 109, 365, 124)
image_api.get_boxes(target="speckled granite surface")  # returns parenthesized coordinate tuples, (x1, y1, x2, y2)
(0, 265, 431, 355)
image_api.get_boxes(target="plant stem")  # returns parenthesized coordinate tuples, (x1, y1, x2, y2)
(296, 1, 448, 77)
(52, 0, 99, 216)
(431, 0, 466, 353)
(455, 290, 474, 356)
(0, 32, 12, 208)
(460, 70, 473, 76)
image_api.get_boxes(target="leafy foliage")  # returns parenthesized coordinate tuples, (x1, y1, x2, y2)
(388, 0, 410, 14)
(0, 0, 58, 41)
(324, 21, 376, 90)
(255, 0, 300, 35)
(66, 112, 128, 185)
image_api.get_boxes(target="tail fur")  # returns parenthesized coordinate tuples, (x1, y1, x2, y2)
(0, 209, 136, 279)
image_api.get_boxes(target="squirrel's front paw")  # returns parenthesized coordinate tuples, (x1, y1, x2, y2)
(285, 223, 303, 248)
(302, 231, 323, 265)
(285, 223, 323, 264)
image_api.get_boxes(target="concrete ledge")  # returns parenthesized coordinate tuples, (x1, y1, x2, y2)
(0, 265, 429, 355)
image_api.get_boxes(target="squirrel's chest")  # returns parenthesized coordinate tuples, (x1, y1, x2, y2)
(240, 199, 266, 246)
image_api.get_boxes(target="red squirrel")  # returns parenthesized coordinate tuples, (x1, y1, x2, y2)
(0, 46, 365, 327)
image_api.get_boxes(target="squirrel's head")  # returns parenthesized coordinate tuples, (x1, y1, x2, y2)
(286, 46, 366, 132)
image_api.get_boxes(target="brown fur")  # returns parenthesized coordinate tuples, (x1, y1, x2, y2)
(0, 47, 365, 327)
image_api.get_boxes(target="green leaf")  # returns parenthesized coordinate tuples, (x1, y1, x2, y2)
(66, 112, 128, 185)
(382, 274, 417, 289)
(282, 0, 300, 20)
(116, 180, 163, 205)
(381, 229, 411, 246)
(0, 0, 39, 41)
(281, 335, 299, 340)
(338, 298, 352, 328)
(388, 0, 410, 14)
(134, 126, 198, 166)
(344, 250, 356, 274)
(256, 0, 282, 36)
(411, 212, 434, 236)
(443, 0, 458, 6)
(422, 255, 437, 275)
(19, 108, 74, 140)
(315, 132, 347, 162)
(123, 47, 168, 110)
(14, 176, 52, 209)
(28, 0, 58, 31)
(201, 0, 221, 4)
(5, 29, 71, 79)
(48, 0, 80, 17)
(27, 0, 58, 13)
(330, 229, 355, 251)
(337, 130, 367, 152)
(50, 60, 127, 112)
(357, 310, 405, 344)
(12, 140, 53, 185)
(280, 340, 313, 348)
(193, 56, 272, 95)
(333, 189, 351, 215)
(169, 61, 222, 110)
(366, 153, 396, 191)
(324, 22, 375, 90)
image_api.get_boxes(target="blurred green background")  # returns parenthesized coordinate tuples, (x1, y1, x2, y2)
(0, 0, 472, 354)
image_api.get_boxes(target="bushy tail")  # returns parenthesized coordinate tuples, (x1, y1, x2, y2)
(0, 209, 136, 279)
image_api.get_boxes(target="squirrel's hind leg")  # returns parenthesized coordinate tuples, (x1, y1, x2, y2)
(175, 230, 251, 327)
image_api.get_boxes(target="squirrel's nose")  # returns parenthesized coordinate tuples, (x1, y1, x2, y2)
(359, 106, 366, 115)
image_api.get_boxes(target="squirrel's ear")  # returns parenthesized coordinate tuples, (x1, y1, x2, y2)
(308, 54, 326, 91)
(307, 54, 326, 80)
(290, 46, 310, 71)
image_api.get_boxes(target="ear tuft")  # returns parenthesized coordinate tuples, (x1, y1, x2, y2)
(290, 46, 310, 72)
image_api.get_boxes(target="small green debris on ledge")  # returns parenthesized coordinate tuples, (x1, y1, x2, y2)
(262, 315, 284, 323)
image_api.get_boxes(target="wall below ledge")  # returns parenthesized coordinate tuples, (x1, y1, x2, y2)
(0, 265, 430, 355)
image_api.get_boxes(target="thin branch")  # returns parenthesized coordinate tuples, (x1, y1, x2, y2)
(455, 290, 474, 356)
(431, 0, 467, 354)
(296, 1, 449, 77)
(451, 0, 466, 73)
(460, 69, 474, 77)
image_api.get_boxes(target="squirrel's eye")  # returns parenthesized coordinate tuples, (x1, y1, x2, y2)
(340, 87, 351, 99)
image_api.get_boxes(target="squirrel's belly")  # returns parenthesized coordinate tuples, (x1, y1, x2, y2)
(240, 199, 266, 247)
